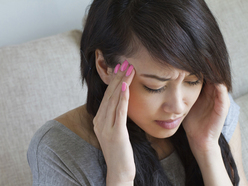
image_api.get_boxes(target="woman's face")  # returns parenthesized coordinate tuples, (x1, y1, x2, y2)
(119, 45, 203, 139)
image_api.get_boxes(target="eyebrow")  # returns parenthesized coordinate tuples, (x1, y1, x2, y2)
(140, 74, 170, 81)
(140, 73, 195, 82)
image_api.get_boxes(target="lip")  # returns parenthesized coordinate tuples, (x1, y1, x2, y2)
(155, 117, 182, 129)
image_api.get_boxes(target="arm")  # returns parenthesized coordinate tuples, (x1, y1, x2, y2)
(194, 122, 248, 186)
(229, 122, 248, 186)
(191, 141, 233, 186)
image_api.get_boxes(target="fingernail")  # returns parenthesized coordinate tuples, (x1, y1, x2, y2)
(114, 64, 121, 74)
(122, 82, 127, 92)
(126, 65, 133, 77)
(121, 60, 128, 71)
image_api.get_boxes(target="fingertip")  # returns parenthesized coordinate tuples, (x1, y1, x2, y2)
(121, 60, 129, 72)
(125, 65, 135, 86)
(121, 82, 130, 101)
(114, 64, 121, 74)
(122, 82, 127, 92)
(125, 65, 134, 77)
(216, 83, 228, 93)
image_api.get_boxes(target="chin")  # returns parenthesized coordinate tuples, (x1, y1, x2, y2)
(147, 128, 179, 139)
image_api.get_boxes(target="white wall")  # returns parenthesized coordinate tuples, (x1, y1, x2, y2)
(0, 0, 92, 47)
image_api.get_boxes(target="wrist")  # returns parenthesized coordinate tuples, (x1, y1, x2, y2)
(106, 170, 135, 186)
(192, 143, 221, 163)
(106, 180, 134, 186)
(187, 135, 220, 157)
(106, 177, 134, 186)
(191, 144, 233, 186)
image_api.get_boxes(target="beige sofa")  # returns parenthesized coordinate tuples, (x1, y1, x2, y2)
(0, 1, 247, 185)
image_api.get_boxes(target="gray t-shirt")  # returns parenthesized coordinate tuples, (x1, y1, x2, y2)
(27, 95, 239, 186)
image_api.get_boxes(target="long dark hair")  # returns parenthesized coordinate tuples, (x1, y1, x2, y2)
(80, 0, 239, 185)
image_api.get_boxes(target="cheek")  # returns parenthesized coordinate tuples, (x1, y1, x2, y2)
(128, 83, 147, 111)
(128, 86, 164, 126)
(127, 80, 155, 117)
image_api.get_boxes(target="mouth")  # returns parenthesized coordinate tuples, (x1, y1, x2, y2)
(155, 117, 182, 129)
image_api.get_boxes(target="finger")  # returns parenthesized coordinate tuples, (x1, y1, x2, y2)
(215, 84, 228, 100)
(95, 61, 134, 130)
(106, 61, 135, 97)
(114, 82, 130, 132)
(93, 62, 125, 129)
(104, 65, 135, 128)
(214, 84, 230, 113)
(95, 61, 127, 118)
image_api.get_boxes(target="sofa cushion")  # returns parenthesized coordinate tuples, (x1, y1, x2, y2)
(205, 0, 248, 99)
(0, 30, 86, 186)
(235, 93, 248, 178)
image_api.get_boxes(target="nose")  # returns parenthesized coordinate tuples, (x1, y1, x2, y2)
(162, 85, 185, 115)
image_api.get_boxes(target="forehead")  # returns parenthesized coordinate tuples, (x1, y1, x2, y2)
(120, 43, 189, 77)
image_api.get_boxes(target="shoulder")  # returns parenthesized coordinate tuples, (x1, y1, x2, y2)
(27, 120, 98, 167)
(54, 105, 100, 149)
(28, 105, 99, 161)
(28, 120, 88, 152)
(27, 119, 105, 185)
(27, 120, 67, 162)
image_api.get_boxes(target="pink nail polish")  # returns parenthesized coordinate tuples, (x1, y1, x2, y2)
(114, 64, 120, 74)
(126, 65, 133, 76)
(122, 82, 127, 92)
(121, 60, 128, 71)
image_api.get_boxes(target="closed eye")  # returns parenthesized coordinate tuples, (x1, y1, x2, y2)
(143, 85, 166, 93)
(144, 80, 201, 93)
(186, 80, 201, 86)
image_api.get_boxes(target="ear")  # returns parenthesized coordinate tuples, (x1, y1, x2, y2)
(95, 49, 113, 85)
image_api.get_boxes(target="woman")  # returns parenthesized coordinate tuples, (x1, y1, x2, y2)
(28, 0, 248, 185)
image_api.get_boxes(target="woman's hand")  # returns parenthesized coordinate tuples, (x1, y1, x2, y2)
(93, 61, 136, 186)
(183, 83, 234, 186)
(183, 83, 230, 154)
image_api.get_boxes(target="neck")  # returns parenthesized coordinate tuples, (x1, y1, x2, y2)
(147, 136, 175, 160)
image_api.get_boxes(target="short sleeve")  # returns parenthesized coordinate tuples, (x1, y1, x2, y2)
(221, 94, 240, 142)
(34, 146, 82, 186)
(27, 121, 95, 186)
(27, 123, 82, 186)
